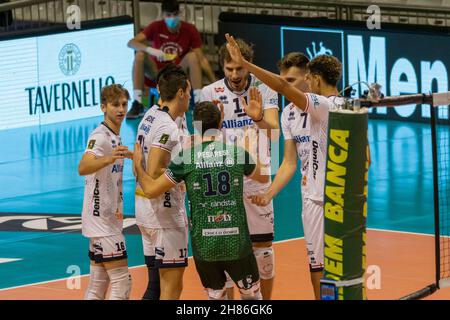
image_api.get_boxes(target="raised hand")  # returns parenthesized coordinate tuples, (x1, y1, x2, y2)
(241, 87, 263, 122)
(225, 33, 244, 65)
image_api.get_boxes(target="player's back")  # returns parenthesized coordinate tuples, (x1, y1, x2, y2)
(135, 105, 186, 229)
(166, 140, 255, 262)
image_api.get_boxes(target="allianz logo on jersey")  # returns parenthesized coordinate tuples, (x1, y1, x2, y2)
(221, 118, 253, 129)
(294, 135, 311, 143)
(207, 212, 232, 223)
(139, 123, 151, 135)
(112, 163, 123, 173)
(306, 41, 333, 60)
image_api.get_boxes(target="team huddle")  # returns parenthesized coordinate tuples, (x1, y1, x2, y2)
(78, 33, 344, 300)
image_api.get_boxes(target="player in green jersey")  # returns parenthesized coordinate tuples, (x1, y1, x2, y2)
(133, 100, 268, 300)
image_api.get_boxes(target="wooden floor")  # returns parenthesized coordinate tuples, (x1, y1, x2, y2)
(1, 229, 448, 300)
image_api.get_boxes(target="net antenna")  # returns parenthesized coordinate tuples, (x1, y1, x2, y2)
(337, 82, 385, 112)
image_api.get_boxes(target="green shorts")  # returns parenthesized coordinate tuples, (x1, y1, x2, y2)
(193, 254, 260, 290)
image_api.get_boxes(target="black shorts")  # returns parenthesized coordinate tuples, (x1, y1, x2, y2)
(194, 254, 260, 290)
(88, 235, 128, 264)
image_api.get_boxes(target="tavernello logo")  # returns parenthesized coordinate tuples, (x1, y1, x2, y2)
(59, 43, 81, 76)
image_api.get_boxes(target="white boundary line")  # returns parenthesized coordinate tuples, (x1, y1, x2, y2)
(0, 228, 440, 292)
(368, 227, 434, 237)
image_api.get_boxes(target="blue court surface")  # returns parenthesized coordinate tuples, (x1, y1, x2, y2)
(0, 113, 437, 289)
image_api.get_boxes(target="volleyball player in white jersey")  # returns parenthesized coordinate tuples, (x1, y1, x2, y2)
(79, 84, 133, 300)
(199, 39, 280, 300)
(251, 52, 329, 299)
(225, 34, 345, 300)
(135, 64, 191, 300)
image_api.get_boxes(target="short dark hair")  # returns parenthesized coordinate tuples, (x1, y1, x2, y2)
(157, 64, 189, 101)
(101, 84, 130, 105)
(194, 101, 222, 135)
(161, 0, 179, 13)
(277, 52, 309, 72)
(307, 55, 342, 87)
(218, 38, 254, 67)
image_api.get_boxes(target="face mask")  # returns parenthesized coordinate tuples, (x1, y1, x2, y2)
(164, 16, 180, 29)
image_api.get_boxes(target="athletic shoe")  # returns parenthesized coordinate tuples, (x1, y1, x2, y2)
(126, 100, 145, 119)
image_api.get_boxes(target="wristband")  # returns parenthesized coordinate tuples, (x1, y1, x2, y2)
(254, 113, 264, 122)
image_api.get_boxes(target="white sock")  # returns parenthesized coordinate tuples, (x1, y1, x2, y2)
(106, 266, 132, 300)
(85, 265, 110, 300)
(193, 89, 202, 104)
(134, 90, 143, 103)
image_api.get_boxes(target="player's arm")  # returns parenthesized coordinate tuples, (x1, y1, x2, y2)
(269, 140, 298, 197)
(146, 146, 171, 179)
(247, 159, 269, 184)
(127, 31, 167, 61)
(127, 32, 150, 52)
(78, 139, 131, 176)
(134, 144, 176, 198)
(251, 139, 298, 206)
(225, 33, 307, 111)
(260, 109, 280, 140)
(249, 112, 298, 206)
(193, 47, 216, 83)
(240, 143, 269, 184)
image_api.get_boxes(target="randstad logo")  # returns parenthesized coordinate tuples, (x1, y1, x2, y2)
(306, 41, 333, 60)
(59, 43, 81, 76)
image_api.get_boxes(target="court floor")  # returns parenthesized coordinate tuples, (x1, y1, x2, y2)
(0, 113, 448, 299)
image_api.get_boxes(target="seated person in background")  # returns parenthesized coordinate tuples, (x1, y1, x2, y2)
(126, 0, 216, 119)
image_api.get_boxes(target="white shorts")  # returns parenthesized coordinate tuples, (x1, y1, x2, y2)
(302, 198, 324, 272)
(88, 234, 127, 263)
(244, 189, 274, 242)
(139, 226, 188, 268)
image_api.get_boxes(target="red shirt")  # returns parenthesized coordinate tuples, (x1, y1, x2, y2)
(142, 20, 202, 68)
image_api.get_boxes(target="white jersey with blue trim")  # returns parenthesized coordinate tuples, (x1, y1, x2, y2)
(281, 102, 311, 196)
(82, 123, 124, 238)
(135, 105, 186, 229)
(303, 94, 345, 203)
(200, 74, 279, 192)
